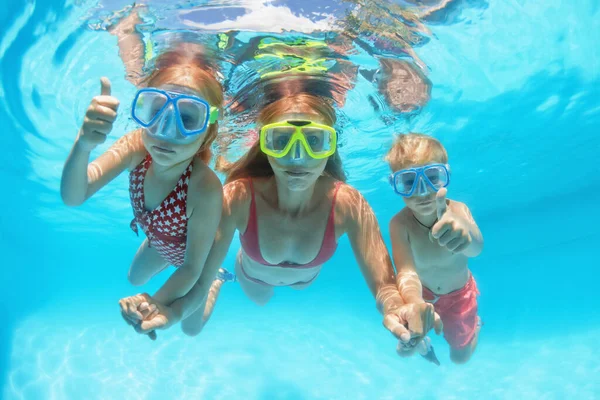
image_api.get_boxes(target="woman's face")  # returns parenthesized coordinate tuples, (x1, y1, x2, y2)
(141, 84, 208, 166)
(266, 112, 330, 191)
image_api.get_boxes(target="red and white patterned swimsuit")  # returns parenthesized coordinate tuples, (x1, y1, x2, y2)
(129, 155, 192, 267)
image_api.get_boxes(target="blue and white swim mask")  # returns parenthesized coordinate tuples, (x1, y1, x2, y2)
(389, 164, 450, 197)
(131, 88, 219, 144)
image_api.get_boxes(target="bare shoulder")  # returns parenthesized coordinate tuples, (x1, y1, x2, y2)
(334, 181, 366, 209)
(188, 160, 223, 206)
(330, 181, 380, 234)
(389, 208, 412, 237)
(222, 178, 253, 224)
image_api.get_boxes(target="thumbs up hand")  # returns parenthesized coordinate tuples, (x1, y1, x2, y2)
(77, 77, 120, 151)
(429, 188, 472, 254)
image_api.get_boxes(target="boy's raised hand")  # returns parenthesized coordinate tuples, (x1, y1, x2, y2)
(77, 77, 120, 152)
(430, 188, 472, 253)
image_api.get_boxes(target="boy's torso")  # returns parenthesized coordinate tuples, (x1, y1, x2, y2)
(398, 201, 470, 295)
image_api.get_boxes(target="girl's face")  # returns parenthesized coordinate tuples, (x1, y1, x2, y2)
(266, 112, 330, 191)
(141, 84, 208, 166)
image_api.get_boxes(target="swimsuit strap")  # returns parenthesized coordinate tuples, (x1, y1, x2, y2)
(239, 179, 270, 264)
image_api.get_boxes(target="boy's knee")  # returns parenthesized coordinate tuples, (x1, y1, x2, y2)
(450, 347, 473, 364)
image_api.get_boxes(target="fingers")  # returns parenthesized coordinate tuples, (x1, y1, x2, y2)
(437, 229, 458, 246)
(401, 305, 425, 338)
(453, 241, 470, 254)
(446, 237, 464, 252)
(100, 77, 111, 96)
(436, 188, 447, 219)
(433, 312, 443, 335)
(86, 105, 118, 123)
(138, 315, 167, 333)
(431, 220, 451, 240)
(83, 119, 112, 135)
(121, 311, 136, 327)
(92, 95, 120, 110)
(139, 302, 157, 320)
(383, 314, 411, 343)
(119, 298, 143, 322)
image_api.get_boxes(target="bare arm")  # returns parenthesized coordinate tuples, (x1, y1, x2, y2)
(153, 170, 224, 306)
(61, 129, 143, 206)
(165, 180, 248, 320)
(389, 214, 425, 304)
(60, 78, 145, 206)
(340, 186, 405, 315)
(108, 6, 146, 86)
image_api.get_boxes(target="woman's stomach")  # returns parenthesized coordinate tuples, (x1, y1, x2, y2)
(236, 249, 322, 287)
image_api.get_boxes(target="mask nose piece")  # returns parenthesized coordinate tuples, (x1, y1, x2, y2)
(290, 142, 305, 161)
(414, 176, 429, 197)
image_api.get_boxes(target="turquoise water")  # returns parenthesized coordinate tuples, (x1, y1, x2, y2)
(1, 0, 599, 399)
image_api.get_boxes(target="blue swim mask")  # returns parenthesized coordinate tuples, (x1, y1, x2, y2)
(131, 88, 219, 144)
(389, 164, 450, 197)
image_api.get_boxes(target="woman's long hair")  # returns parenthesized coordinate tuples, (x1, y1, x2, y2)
(217, 79, 346, 184)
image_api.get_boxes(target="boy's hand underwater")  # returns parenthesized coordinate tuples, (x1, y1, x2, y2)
(77, 77, 120, 152)
(430, 188, 472, 254)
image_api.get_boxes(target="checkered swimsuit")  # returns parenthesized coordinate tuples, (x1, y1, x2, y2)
(129, 155, 192, 267)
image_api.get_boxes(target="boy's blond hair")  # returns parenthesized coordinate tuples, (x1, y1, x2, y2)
(385, 133, 448, 171)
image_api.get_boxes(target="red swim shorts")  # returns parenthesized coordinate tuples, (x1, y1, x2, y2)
(422, 274, 480, 349)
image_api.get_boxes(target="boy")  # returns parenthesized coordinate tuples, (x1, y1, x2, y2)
(387, 133, 483, 365)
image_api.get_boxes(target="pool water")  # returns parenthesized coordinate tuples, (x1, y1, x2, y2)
(1, 0, 599, 399)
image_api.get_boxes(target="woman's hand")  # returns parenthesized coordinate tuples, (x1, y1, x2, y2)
(384, 302, 442, 356)
(119, 293, 179, 340)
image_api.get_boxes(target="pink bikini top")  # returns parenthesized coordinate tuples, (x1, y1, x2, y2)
(239, 179, 341, 269)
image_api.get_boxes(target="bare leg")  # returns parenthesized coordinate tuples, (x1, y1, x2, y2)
(180, 277, 226, 336)
(107, 4, 146, 86)
(449, 317, 481, 364)
(128, 239, 169, 286)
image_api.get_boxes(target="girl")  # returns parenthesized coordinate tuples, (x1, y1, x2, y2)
(61, 44, 224, 309)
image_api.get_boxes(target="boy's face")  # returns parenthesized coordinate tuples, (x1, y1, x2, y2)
(403, 189, 438, 216)
(392, 161, 448, 216)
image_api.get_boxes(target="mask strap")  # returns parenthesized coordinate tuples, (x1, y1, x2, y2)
(209, 107, 220, 124)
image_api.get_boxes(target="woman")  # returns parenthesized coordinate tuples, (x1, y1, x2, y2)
(120, 79, 438, 348)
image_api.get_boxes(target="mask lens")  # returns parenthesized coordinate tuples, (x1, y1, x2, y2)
(133, 91, 168, 125)
(265, 127, 296, 153)
(176, 98, 208, 133)
(395, 171, 418, 195)
(424, 165, 448, 189)
(302, 127, 331, 153)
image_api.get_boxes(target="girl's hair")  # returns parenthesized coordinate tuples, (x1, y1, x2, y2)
(217, 79, 346, 183)
(141, 43, 223, 164)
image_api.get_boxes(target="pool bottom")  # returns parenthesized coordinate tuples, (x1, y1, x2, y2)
(3, 307, 599, 400)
